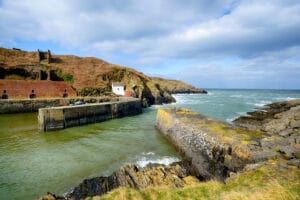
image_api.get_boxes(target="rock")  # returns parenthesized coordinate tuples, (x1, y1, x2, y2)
(294, 144, 300, 159)
(66, 161, 192, 200)
(290, 120, 300, 128)
(262, 121, 286, 134)
(295, 112, 300, 120)
(252, 150, 278, 162)
(287, 159, 300, 168)
(279, 129, 293, 137)
(277, 146, 294, 159)
(260, 136, 289, 150)
(38, 192, 65, 200)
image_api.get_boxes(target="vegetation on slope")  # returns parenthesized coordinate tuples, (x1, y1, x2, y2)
(92, 160, 299, 200)
(0, 48, 206, 106)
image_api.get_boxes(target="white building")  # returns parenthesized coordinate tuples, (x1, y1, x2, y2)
(112, 82, 125, 96)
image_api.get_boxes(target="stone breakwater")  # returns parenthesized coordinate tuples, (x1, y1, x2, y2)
(0, 96, 133, 114)
(156, 107, 263, 180)
(156, 104, 300, 180)
(38, 98, 142, 132)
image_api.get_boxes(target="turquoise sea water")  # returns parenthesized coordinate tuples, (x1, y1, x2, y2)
(0, 89, 300, 199)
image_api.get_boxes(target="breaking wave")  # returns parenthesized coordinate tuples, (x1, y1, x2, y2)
(133, 152, 180, 168)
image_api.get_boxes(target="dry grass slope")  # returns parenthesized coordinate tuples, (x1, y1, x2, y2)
(90, 161, 299, 200)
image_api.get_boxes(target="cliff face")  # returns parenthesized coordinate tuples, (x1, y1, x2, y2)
(0, 48, 207, 106)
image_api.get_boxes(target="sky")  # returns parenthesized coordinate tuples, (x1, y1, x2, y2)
(1, 0, 300, 89)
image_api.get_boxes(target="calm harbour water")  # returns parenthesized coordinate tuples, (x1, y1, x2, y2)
(1, 89, 300, 199)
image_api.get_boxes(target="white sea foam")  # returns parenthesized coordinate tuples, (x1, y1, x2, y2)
(230, 94, 244, 98)
(136, 156, 180, 168)
(143, 152, 155, 156)
(133, 152, 180, 168)
(254, 101, 271, 107)
(273, 97, 296, 101)
(226, 116, 239, 123)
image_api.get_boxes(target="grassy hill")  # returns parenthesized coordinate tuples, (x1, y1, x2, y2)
(0, 48, 206, 106)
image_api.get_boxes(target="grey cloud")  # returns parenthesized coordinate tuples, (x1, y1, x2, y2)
(172, 47, 300, 89)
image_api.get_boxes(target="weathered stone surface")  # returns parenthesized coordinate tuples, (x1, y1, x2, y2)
(38, 192, 65, 200)
(287, 159, 300, 167)
(233, 99, 300, 131)
(291, 120, 300, 128)
(66, 161, 192, 200)
(155, 107, 263, 180)
(233, 99, 300, 160)
(38, 98, 142, 132)
(279, 129, 293, 137)
(156, 103, 300, 181)
(0, 96, 137, 114)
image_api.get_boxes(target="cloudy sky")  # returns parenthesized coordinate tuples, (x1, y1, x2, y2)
(1, 0, 300, 89)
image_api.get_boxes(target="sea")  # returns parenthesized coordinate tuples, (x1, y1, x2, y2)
(0, 89, 300, 200)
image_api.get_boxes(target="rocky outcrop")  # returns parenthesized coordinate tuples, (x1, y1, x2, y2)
(39, 161, 193, 200)
(233, 99, 300, 165)
(152, 77, 207, 94)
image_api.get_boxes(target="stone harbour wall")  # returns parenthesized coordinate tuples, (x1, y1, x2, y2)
(0, 97, 135, 114)
(38, 98, 142, 132)
(156, 107, 267, 180)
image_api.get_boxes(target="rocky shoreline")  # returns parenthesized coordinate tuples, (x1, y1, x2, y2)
(233, 99, 300, 163)
(39, 161, 194, 200)
(39, 99, 300, 200)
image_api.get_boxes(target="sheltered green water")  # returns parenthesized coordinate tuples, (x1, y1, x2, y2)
(0, 108, 180, 200)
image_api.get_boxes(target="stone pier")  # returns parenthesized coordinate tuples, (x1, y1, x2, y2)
(156, 107, 267, 180)
(38, 98, 141, 132)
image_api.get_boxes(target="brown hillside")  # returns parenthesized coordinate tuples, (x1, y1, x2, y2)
(0, 47, 206, 105)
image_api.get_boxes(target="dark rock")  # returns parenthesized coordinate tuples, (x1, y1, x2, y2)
(293, 144, 300, 159)
(66, 161, 192, 200)
(38, 192, 66, 200)
(252, 150, 278, 162)
(287, 159, 300, 168)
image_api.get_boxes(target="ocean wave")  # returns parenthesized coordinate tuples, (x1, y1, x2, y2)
(133, 152, 180, 168)
(226, 116, 239, 123)
(254, 101, 271, 107)
(273, 97, 296, 101)
(136, 156, 180, 168)
(230, 94, 244, 98)
(142, 152, 155, 156)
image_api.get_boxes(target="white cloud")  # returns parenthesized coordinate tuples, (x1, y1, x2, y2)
(0, 0, 300, 88)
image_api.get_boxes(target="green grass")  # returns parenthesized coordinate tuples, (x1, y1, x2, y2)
(91, 161, 299, 200)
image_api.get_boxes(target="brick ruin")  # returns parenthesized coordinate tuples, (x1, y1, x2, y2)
(37, 49, 52, 64)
